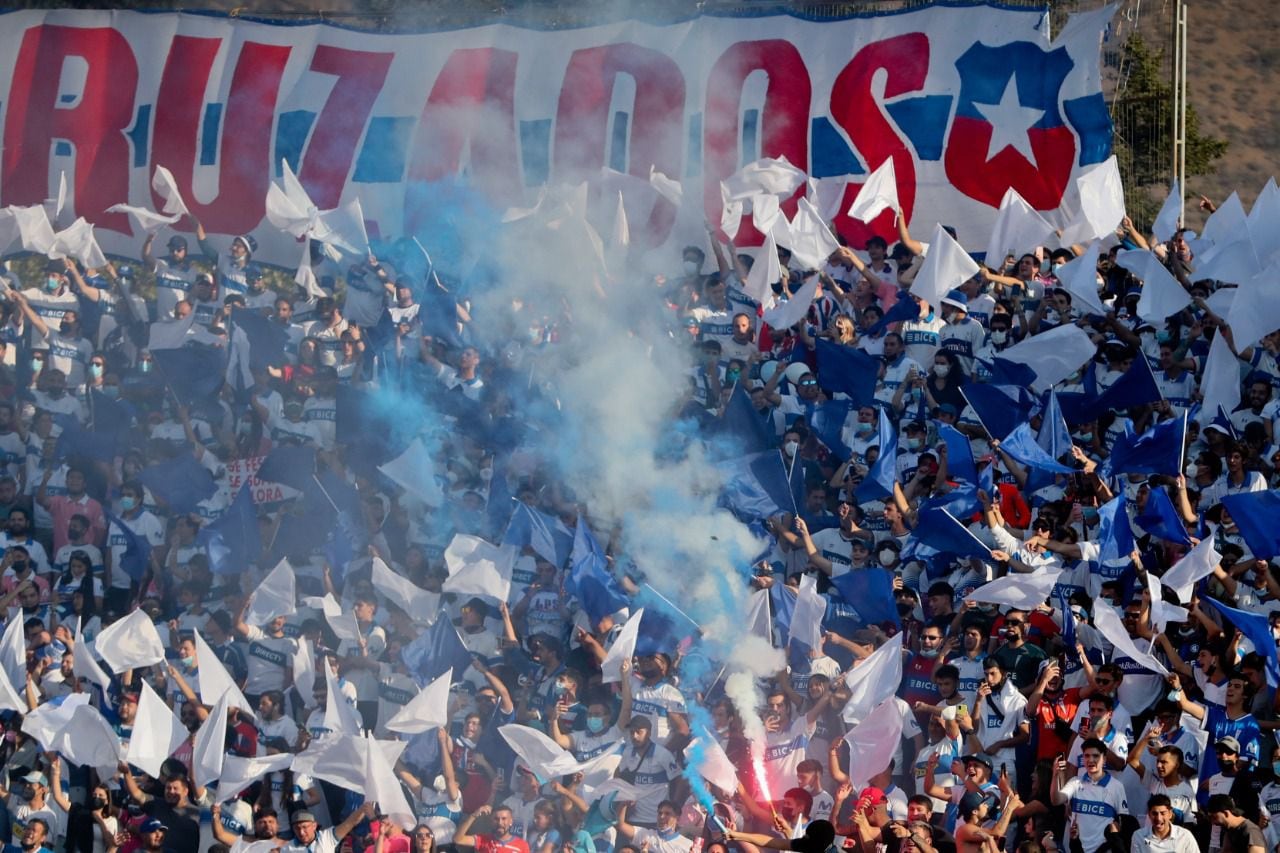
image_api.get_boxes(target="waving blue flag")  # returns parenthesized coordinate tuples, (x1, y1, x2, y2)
(1134, 487, 1194, 547)
(1097, 494, 1135, 564)
(1101, 412, 1187, 479)
(256, 446, 317, 492)
(568, 517, 630, 625)
(1063, 356, 1163, 426)
(719, 451, 801, 520)
(106, 513, 152, 581)
(829, 568, 901, 630)
(716, 382, 772, 457)
(1202, 596, 1280, 687)
(634, 584, 701, 656)
(1221, 490, 1280, 559)
(196, 484, 260, 575)
(138, 454, 217, 515)
(810, 400, 854, 462)
(864, 297, 920, 337)
(814, 340, 879, 408)
(999, 422, 1076, 474)
(1057, 590, 1077, 648)
(502, 501, 574, 566)
(855, 406, 898, 502)
(1037, 391, 1073, 462)
(401, 617, 475, 686)
(937, 422, 978, 484)
(960, 384, 1036, 441)
(911, 507, 993, 560)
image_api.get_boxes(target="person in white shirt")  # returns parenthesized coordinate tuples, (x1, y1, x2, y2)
(1129, 794, 1198, 852)
(1052, 739, 1129, 853)
(615, 800, 693, 853)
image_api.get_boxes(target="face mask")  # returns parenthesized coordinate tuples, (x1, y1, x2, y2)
(180, 656, 195, 669)
(1076, 432, 1093, 442)
(919, 647, 940, 659)
(89, 363, 104, 379)
(683, 261, 699, 275)
(784, 440, 799, 456)
(1039, 258, 1051, 274)
(725, 369, 741, 385)
(92, 797, 108, 810)
(1156, 330, 1172, 344)
(906, 437, 923, 451)
(1082, 507, 1099, 523)
(933, 365, 950, 378)
(586, 716, 607, 734)
(856, 421, 874, 434)
(879, 549, 896, 565)
(11, 561, 26, 573)
(1051, 263, 1064, 275)
(479, 468, 493, 482)
(1184, 461, 1198, 478)
(120, 496, 137, 512)
(140, 361, 152, 374)
(990, 330, 1008, 345)
(45, 275, 61, 293)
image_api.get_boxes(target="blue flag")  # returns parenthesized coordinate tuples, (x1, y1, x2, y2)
(769, 580, 795, 647)
(54, 415, 118, 463)
(502, 502, 574, 566)
(634, 585, 701, 656)
(401, 617, 475, 686)
(985, 358, 1038, 388)
(1097, 494, 1135, 564)
(568, 517, 630, 626)
(149, 345, 226, 405)
(829, 568, 902, 630)
(999, 422, 1076, 474)
(810, 400, 854, 462)
(855, 406, 897, 502)
(1058, 590, 1077, 648)
(716, 382, 772, 457)
(197, 485, 260, 575)
(256, 445, 317, 493)
(911, 507, 992, 559)
(919, 484, 981, 520)
(1134, 487, 1193, 547)
(230, 308, 290, 371)
(1037, 391, 1073, 462)
(937, 422, 978, 484)
(814, 340, 879, 408)
(960, 384, 1036, 441)
(106, 513, 152, 581)
(1101, 413, 1187, 479)
(1063, 356, 1163, 425)
(138, 454, 217, 515)
(1221, 490, 1280, 559)
(719, 451, 800, 520)
(1201, 597, 1280, 687)
(864, 297, 920, 337)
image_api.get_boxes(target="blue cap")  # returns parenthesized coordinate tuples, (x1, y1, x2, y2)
(941, 289, 969, 309)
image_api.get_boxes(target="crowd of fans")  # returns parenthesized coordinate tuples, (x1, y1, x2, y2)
(0, 167, 1275, 853)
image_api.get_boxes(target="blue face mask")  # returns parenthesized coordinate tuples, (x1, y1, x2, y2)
(89, 363, 104, 379)
(586, 716, 607, 734)
(45, 275, 61, 293)
(140, 361, 152, 374)
(101, 386, 119, 399)
(120, 496, 137, 512)
(906, 437, 923, 451)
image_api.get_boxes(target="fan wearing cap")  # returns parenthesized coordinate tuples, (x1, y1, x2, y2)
(938, 289, 984, 376)
(615, 714, 682, 827)
(954, 787, 1019, 852)
(4, 771, 61, 848)
(144, 232, 202, 318)
(284, 802, 375, 853)
(1051, 737, 1129, 853)
(922, 751, 1000, 833)
(195, 218, 258, 296)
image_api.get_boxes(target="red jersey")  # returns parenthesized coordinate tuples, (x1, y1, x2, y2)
(476, 835, 532, 853)
(1031, 687, 1084, 760)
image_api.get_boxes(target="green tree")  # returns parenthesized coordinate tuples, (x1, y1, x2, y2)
(1112, 34, 1228, 231)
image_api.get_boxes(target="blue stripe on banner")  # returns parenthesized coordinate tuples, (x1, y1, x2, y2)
(354, 116, 416, 183)
(201, 103, 223, 166)
(810, 117, 865, 177)
(275, 109, 316, 175)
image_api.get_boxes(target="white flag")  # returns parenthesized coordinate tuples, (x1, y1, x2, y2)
(790, 576, 825, 653)
(965, 568, 1064, 612)
(762, 275, 818, 331)
(377, 440, 445, 508)
(611, 191, 630, 249)
(291, 733, 405, 794)
(49, 217, 108, 269)
(243, 559, 296, 626)
(1053, 241, 1108, 316)
(1161, 534, 1221, 604)
(499, 724, 586, 780)
(720, 182, 745, 241)
(843, 698, 906, 787)
(691, 735, 739, 794)
(1198, 332, 1242, 428)
(984, 188, 1056, 268)
(72, 625, 111, 691)
(370, 557, 441, 621)
(1193, 234, 1262, 286)
(1093, 604, 1168, 676)
(1199, 191, 1247, 250)
(324, 658, 363, 737)
(0, 612, 28, 691)
(910, 224, 979, 309)
(1226, 261, 1280, 351)
(808, 175, 854, 221)
(1247, 177, 1280, 265)
(846, 159, 899, 222)
(1075, 155, 1126, 241)
(1152, 180, 1182, 243)
(192, 693, 230, 788)
(128, 681, 190, 777)
(443, 535, 515, 603)
(294, 238, 326, 301)
(384, 669, 453, 735)
(94, 609, 166, 673)
(216, 754, 294, 803)
(842, 633, 903, 724)
(1114, 249, 1192, 322)
(722, 157, 807, 201)
(601, 608, 644, 685)
(784, 197, 840, 271)
(992, 324, 1098, 393)
(51, 703, 121, 774)
(744, 590, 772, 642)
(648, 167, 683, 206)
(11, 205, 56, 254)
(742, 229, 781, 310)
(152, 165, 190, 217)
(363, 731, 417, 829)
(307, 593, 360, 642)
(21, 694, 91, 750)
(194, 629, 255, 718)
(293, 635, 318, 710)
(107, 204, 181, 236)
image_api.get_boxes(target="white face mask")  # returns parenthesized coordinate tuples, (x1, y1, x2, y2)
(933, 365, 950, 378)
(1184, 461, 1198, 478)
(783, 440, 799, 457)
(990, 330, 1008, 345)
(683, 261, 699, 275)
(878, 549, 896, 565)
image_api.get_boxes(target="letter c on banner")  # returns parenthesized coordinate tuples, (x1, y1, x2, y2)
(703, 40, 811, 245)
(1, 24, 137, 232)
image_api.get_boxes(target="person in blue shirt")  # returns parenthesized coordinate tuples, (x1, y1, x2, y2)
(1167, 670, 1262, 782)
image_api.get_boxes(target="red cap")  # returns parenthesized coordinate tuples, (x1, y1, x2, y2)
(857, 787, 887, 807)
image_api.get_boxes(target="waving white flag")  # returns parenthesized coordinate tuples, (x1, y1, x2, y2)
(94, 609, 166, 673)
(601, 608, 644, 685)
(843, 698, 906, 787)
(128, 682, 189, 777)
(194, 629, 256, 718)
(243, 559, 296, 626)
(443, 535, 515, 603)
(842, 633, 903, 724)
(152, 165, 190, 217)
(192, 693, 230, 788)
(846, 159, 899, 222)
(384, 670, 453, 735)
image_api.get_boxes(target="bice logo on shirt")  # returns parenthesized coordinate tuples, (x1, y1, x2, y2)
(1071, 799, 1116, 819)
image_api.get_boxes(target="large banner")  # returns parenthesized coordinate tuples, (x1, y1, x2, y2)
(0, 5, 1113, 267)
